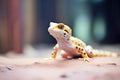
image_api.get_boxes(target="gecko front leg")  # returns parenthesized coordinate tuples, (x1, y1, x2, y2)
(50, 44, 59, 59)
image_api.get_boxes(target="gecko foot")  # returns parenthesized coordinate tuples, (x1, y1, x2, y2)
(83, 58, 90, 62)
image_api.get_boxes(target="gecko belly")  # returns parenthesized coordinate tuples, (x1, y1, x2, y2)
(60, 47, 93, 58)
(60, 46, 82, 59)
(61, 51, 82, 58)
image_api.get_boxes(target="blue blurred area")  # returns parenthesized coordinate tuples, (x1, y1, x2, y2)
(33, 0, 120, 44)
(34, 0, 57, 44)
(0, 0, 120, 53)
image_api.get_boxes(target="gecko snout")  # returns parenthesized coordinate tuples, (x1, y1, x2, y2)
(48, 22, 57, 32)
(48, 26, 54, 32)
(48, 27, 52, 33)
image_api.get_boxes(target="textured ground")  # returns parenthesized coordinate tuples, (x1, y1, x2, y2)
(0, 56, 120, 80)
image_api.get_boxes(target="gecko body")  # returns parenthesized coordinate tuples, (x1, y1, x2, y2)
(48, 22, 117, 61)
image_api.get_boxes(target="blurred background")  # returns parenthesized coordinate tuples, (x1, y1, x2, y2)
(0, 0, 120, 57)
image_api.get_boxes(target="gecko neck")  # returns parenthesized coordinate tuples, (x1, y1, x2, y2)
(55, 36, 71, 49)
(56, 37, 70, 43)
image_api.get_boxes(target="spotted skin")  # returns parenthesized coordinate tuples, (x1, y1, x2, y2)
(48, 22, 118, 61)
(51, 44, 58, 58)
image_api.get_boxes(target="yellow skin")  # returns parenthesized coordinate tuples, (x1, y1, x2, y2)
(48, 22, 117, 61)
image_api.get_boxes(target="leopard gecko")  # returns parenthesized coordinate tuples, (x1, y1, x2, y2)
(48, 22, 117, 61)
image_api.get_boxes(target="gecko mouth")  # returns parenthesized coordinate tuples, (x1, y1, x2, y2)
(48, 27, 55, 35)
(48, 29, 59, 38)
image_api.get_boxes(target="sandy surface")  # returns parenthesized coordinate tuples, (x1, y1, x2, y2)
(0, 56, 120, 80)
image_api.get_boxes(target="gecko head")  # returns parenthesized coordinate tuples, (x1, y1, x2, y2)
(48, 22, 72, 41)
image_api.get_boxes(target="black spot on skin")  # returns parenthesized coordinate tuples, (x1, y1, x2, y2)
(76, 46, 78, 49)
(52, 53, 54, 55)
(84, 53, 86, 55)
(81, 48, 83, 51)
(78, 44, 80, 46)
(79, 48, 81, 50)
(64, 33, 66, 35)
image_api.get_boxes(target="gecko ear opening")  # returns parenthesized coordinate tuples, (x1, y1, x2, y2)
(64, 25, 72, 35)
(64, 29, 72, 35)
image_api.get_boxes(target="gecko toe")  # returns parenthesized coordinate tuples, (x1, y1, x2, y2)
(84, 58, 90, 62)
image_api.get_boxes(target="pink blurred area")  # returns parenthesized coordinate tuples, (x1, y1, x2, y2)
(0, 0, 22, 54)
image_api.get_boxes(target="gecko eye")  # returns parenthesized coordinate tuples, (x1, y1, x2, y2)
(58, 25, 64, 29)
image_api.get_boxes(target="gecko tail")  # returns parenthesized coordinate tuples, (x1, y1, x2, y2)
(91, 49, 118, 57)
